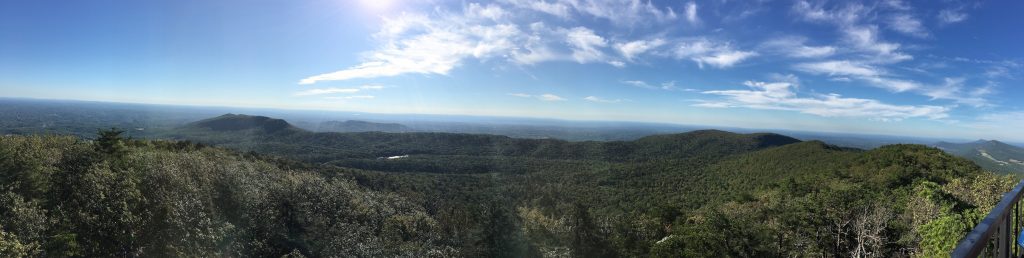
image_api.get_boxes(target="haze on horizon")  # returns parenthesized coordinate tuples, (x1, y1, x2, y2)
(1, 0, 1022, 141)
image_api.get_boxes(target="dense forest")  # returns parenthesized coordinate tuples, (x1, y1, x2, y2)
(0, 114, 1017, 257)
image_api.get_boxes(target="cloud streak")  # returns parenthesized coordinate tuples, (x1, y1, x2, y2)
(509, 93, 567, 101)
(697, 80, 949, 121)
(673, 38, 757, 69)
(583, 96, 622, 103)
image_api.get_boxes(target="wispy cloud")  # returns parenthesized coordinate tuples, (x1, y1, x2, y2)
(565, 27, 610, 64)
(539, 93, 567, 101)
(697, 80, 949, 121)
(795, 60, 995, 104)
(793, 60, 923, 92)
(503, 0, 572, 19)
(841, 25, 912, 63)
(921, 77, 992, 107)
(882, 0, 911, 11)
(503, 0, 677, 26)
(622, 80, 678, 90)
(760, 36, 836, 58)
(583, 96, 622, 103)
(673, 38, 757, 69)
(887, 13, 928, 38)
(791, 1, 913, 63)
(793, 60, 881, 77)
(684, 2, 700, 26)
(508, 93, 567, 101)
(299, 11, 523, 84)
(614, 38, 666, 61)
(938, 9, 968, 24)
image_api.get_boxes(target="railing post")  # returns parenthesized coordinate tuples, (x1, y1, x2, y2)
(1001, 213, 1011, 258)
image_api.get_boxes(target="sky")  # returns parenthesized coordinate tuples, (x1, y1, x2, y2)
(0, 0, 1022, 141)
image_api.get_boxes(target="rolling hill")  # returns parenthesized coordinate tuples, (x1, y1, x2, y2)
(185, 113, 301, 133)
(935, 140, 1024, 175)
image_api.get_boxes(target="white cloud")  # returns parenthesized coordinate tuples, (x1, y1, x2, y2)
(760, 36, 836, 58)
(509, 93, 566, 101)
(294, 87, 362, 96)
(697, 80, 949, 121)
(503, 0, 677, 26)
(882, 0, 911, 11)
(673, 38, 757, 69)
(793, 60, 925, 92)
(693, 51, 758, 69)
(921, 77, 992, 107)
(790, 2, 912, 63)
(299, 12, 523, 84)
(684, 2, 700, 25)
(360, 84, 386, 90)
(503, 0, 572, 19)
(985, 66, 1011, 79)
(539, 93, 567, 101)
(888, 14, 928, 38)
(614, 38, 666, 61)
(792, 0, 830, 22)
(858, 77, 921, 92)
(660, 81, 679, 90)
(793, 60, 881, 77)
(841, 25, 912, 63)
(564, 27, 609, 64)
(795, 60, 997, 103)
(583, 96, 622, 103)
(792, 1, 865, 25)
(938, 9, 968, 24)
(466, 3, 508, 21)
(622, 80, 677, 90)
(622, 80, 652, 88)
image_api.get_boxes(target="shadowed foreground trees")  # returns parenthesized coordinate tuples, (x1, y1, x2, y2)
(0, 134, 452, 257)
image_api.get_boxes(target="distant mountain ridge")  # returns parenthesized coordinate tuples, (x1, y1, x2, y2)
(317, 120, 410, 133)
(171, 115, 803, 164)
(184, 114, 302, 133)
(934, 139, 1024, 174)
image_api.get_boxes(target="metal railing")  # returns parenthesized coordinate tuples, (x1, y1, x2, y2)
(952, 180, 1024, 258)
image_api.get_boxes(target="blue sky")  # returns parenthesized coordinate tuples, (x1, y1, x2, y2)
(1, 0, 1022, 140)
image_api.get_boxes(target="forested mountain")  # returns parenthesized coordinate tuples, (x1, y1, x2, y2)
(935, 140, 1024, 175)
(186, 114, 302, 133)
(151, 114, 1019, 256)
(317, 120, 410, 133)
(0, 114, 1016, 257)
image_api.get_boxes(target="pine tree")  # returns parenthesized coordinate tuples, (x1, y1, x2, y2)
(94, 128, 125, 155)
